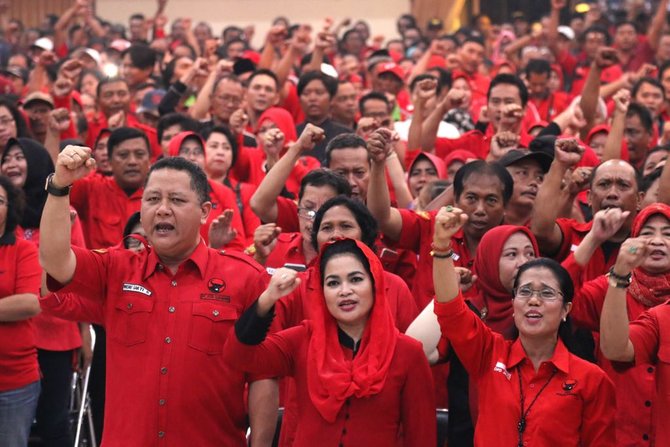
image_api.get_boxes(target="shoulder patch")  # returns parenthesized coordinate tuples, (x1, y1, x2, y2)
(217, 249, 265, 272)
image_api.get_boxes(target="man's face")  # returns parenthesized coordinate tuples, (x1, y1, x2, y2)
(226, 42, 245, 60)
(24, 102, 52, 142)
(361, 98, 392, 128)
(624, 114, 652, 167)
(93, 134, 111, 174)
(246, 74, 278, 113)
(212, 78, 244, 123)
(331, 82, 357, 125)
(121, 53, 152, 88)
(98, 81, 130, 117)
(643, 149, 668, 176)
(129, 18, 145, 40)
(377, 73, 403, 95)
(300, 79, 331, 123)
(455, 173, 506, 240)
(527, 72, 549, 100)
(506, 159, 544, 208)
(160, 124, 182, 156)
(589, 160, 640, 214)
(142, 168, 210, 264)
(657, 35, 670, 64)
(329, 147, 370, 201)
(614, 24, 637, 52)
(584, 32, 606, 59)
(634, 83, 664, 119)
(297, 184, 338, 246)
(487, 83, 523, 131)
(458, 42, 485, 75)
(110, 137, 151, 192)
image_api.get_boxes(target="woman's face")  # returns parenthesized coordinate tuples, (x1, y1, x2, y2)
(323, 253, 373, 332)
(512, 267, 571, 339)
(316, 206, 363, 249)
(408, 158, 439, 197)
(1, 146, 27, 188)
(589, 132, 608, 160)
(93, 135, 111, 174)
(499, 232, 536, 293)
(0, 106, 18, 147)
(178, 137, 205, 169)
(205, 131, 233, 178)
(81, 73, 99, 97)
(446, 160, 464, 180)
(0, 184, 7, 235)
(638, 215, 670, 274)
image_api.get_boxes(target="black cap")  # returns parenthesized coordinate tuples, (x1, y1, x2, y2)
(529, 135, 557, 160)
(498, 149, 553, 173)
(233, 57, 256, 76)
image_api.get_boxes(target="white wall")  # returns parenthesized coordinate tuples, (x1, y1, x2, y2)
(97, 0, 410, 47)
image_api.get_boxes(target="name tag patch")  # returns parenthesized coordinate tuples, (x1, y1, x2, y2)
(122, 283, 153, 296)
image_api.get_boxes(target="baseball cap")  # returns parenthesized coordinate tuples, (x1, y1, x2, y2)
(136, 89, 166, 117)
(376, 62, 404, 81)
(21, 91, 55, 109)
(31, 37, 54, 52)
(1, 66, 28, 82)
(83, 48, 102, 65)
(558, 26, 575, 40)
(109, 39, 132, 53)
(498, 149, 553, 173)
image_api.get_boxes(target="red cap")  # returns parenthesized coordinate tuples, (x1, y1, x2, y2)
(376, 62, 404, 81)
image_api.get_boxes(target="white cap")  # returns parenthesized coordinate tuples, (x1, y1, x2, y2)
(83, 48, 101, 65)
(31, 37, 54, 52)
(558, 26, 575, 41)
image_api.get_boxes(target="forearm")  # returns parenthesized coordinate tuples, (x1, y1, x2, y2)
(407, 50, 432, 85)
(657, 159, 670, 204)
(407, 102, 424, 150)
(602, 111, 625, 161)
(433, 256, 460, 303)
(579, 65, 602, 126)
(405, 300, 441, 364)
(248, 379, 279, 447)
(250, 147, 301, 222)
(258, 43, 277, 70)
(44, 130, 61, 166)
(189, 74, 215, 120)
(425, 186, 454, 211)
(420, 105, 445, 152)
(647, 0, 668, 49)
(600, 285, 635, 361)
(274, 48, 298, 89)
(86, 17, 106, 38)
(302, 48, 324, 74)
(368, 161, 399, 239)
(39, 193, 76, 285)
(573, 232, 602, 266)
(0, 294, 40, 322)
(27, 66, 49, 94)
(599, 78, 628, 99)
(386, 154, 413, 209)
(530, 162, 569, 241)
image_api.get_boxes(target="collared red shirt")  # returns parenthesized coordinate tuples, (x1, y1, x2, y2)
(86, 112, 161, 160)
(42, 241, 268, 447)
(265, 232, 308, 270)
(434, 295, 616, 446)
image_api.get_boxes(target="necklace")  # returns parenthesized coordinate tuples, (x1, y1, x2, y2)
(516, 365, 557, 447)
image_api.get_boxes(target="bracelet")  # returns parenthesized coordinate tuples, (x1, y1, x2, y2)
(431, 242, 451, 252)
(606, 267, 632, 288)
(430, 249, 454, 259)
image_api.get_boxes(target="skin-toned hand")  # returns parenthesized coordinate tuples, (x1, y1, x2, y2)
(366, 128, 399, 164)
(554, 137, 584, 167)
(612, 89, 631, 114)
(258, 267, 302, 310)
(489, 131, 520, 161)
(253, 223, 282, 261)
(229, 109, 249, 135)
(107, 110, 126, 129)
(53, 145, 97, 187)
(613, 237, 650, 275)
(156, 0, 168, 14)
(629, 63, 656, 86)
(593, 47, 619, 69)
(477, 105, 490, 123)
(243, 25, 255, 42)
(208, 209, 238, 249)
(266, 25, 288, 47)
(569, 104, 588, 130)
(444, 88, 466, 111)
(590, 208, 631, 245)
(181, 17, 192, 31)
(356, 117, 381, 139)
(551, 0, 567, 9)
(454, 267, 478, 293)
(295, 123, 325, 152)
(48, 108, 71, 134)
(262, 128, 285, 157)
(154, 13, 168, 29)
(415, 78, 438, 105)
(181, 57, 209, 85)
(290, 26, 312, 54)
(433, 206, 468, 247)
(429, 39, 448, 56)
(499, 103, 524, 132)
(52, 77, 74, 98)
(372, 35, 385, 46)
(58, 59, 83, 82)
(214, 59, 234, 77)
(314, 30, 337, 51)
(565, 166, 593, 195)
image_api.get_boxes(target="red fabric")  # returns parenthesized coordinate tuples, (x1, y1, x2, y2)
(434, 127, 534, 161)
(275, 196, 300, 233)
(570, 64, 624, 97)
(42, 242, 268, 446)
(280, 82, 305, 125)
(0, 237, 41, 391)
(406, 151, 447, 179)
(85, 112, 161, 160)
(470, 226, 539, 340)
(226, 178, 259, 246)
(256, 107, 298, 143)
(464, 72, 491, 120)
(529, 91, 572, 122)
(435, 295, 616, 446)
(443, 149, 477, 169)
(52, 91, 78, 140)
(265, 232, 308, 269)
(616, 36, 656, 73)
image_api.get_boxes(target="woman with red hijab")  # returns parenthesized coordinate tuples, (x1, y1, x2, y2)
(570, 203, 670, 445)
(406, 152, 446, 211)
(225, 238, 435, 446)
(230, 107, 320, 197)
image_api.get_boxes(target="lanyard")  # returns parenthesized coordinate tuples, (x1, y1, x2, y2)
(516, 365, 558, 447)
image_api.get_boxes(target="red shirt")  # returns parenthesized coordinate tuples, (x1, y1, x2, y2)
(0, 234, 41, 391)
(86, 112, 161, 160)
(571, 275, 657, 445)
(70, 173, 142, 249)
(434, 128, 534, 161)
(628, 301, 670, 447)
(617, 36, 656, 73)
(529, 91, 572, 122)
(227, 178, 259, 246)
(42, 242, 268, 447)
(275, 196, 300, 232)
(201, 179, 247, 251)
(265, 232, 308, 270)
(224, 321, 436, 446)
(435, 295, 616, 446)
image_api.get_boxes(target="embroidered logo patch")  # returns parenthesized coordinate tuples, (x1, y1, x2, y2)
(208, 278, 226, 293)
(122, 283, 152, 296)
(493, 361, 512, 380)
(562, 379, 578, 392)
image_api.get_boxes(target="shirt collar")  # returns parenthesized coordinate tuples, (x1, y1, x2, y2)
(508, 337, 570, 374)
(143, 238, 209, 280)
(0, 231, 16, 245)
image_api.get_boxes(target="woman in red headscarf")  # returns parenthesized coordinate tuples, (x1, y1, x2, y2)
(230, 107, 320, 197)
(225, 238, 435, 446)
(406, 152, 446, 211)
(570, 203, 670, 446)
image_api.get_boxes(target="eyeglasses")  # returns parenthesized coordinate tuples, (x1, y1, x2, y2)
(513, 285, 563, 302)
(0, 117, 15, 127)
(297, 207, 316, 220)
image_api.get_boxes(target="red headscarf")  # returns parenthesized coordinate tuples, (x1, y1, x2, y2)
(306, 239, 398, 423)
(407, 152, 447, 179)
(256, 107, 298, 144)
(167, 131, 205, 158)
(443, 149, 476, 171)
(585, 124, 610, 146)
(471, 226, 540, 339)
(629, 203, 670, 307)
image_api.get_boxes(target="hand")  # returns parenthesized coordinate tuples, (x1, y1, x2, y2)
(593, 47, 619, 69)
(629, 63, 656, 85)
(372, 34, 385, 46)
(48, 108, 71, 133)
(181, 17, 192, 31)
(262, 128, 285, 157)
(429, 39, 448, 56)
(614, 237, 650, 275)
(37, 51, 58, 67)
(590, 208, 631, 244)
(551, 0, 567, 9)
(243, 25, 255, 42)
(314, 30, 337, 51)
(253, 223, 281, 261)
(107, 110, 125, 129)
(290, 26, 312, 54)
(356, 117, 381, 139)
(477, 105, 489, 123)
(261, 267, 301, 305)
(52, 77, 74, 98)
(54, 145, 96, 187)
(454, 267, 477, 293)
(156, 0, 168, 13)
(565, 166, 593, 195)
(228, 109, 249, 135)
(568, 104, 587, 130)
(208, 210, 238, 249)
(366, 128, 399, 164)
(499, 103, 524, 132)
(489, 131, 519, 161)
(434, 206, 468, 246)
(214, 59, 234, 77)
(181, 57, 209, 85)
(266, 25, 288, 47)
(445, 88, 466, 110)
(295, 123, 324, 152)
(612, 89, 630, 114)
(58, 59, 83, 81)
(415, 78, 438, 105)
(554, 137, 584, 167)
(77, 324, 93, 373)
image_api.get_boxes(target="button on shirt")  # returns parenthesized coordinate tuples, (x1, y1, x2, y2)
(42, 242, 268, 447)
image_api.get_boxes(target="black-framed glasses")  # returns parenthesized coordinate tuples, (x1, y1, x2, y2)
(513, 286, 563, 302)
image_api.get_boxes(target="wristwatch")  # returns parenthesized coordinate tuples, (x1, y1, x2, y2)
(606, 267, 632, 288)
(44, 173, 72, 197)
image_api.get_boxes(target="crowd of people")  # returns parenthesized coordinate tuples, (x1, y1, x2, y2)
(3, 0, 670, 445)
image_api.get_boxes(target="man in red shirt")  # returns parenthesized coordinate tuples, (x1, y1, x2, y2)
(456, 37, 490, 118)
(39, 152, 276, 447)
(525, 59, 571, 122)
(613, 1, 668, 74)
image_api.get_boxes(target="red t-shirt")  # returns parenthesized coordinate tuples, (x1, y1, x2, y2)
(86, 112, 161, 160)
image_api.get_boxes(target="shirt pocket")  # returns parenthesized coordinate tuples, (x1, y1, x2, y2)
(657, 344, 670, 396)
(188, 302, 238, 355)
(110, 295, 155, 346)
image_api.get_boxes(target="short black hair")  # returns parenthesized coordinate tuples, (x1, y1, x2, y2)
(122, 211, 142, 248)
(0, 175, 24, 234)
(248, 69, 280, 91)
(311, 195, 377, 252)
(201, 125, 238, 168)
(121, 44, 157, 70)
(525, 59, 552, 78)
(488, 73, 529, 107)
(96, 77, 128, 98)
(581, 25, 612, 46)
(298, 168, 351, 201)
(358, 91, 390, 115)
(162, 56, 195, 87)
(632, 77, 665, 100)
(463, 36, 485, 48)
(626, 102, 654, 133)
(107, 127, 150, 158)
(614, 20, 638, 33)
(297, 70, 338, 98)
(146, 156, 210, 204)
(641, 166, 663, 193)
(324, 133, 367, 167)
(156, 113, 199, 143)
(129, 13, 145, 22)
(0, 98, 31, 139)
(643, 145, 670, 167)
(453, 160, 514, 205)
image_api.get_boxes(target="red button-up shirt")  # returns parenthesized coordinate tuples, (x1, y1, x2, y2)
(629, 301, 670, 447)
(265, 232, 308, 270)
(70, 173, 143, 249)
(42, 242, 268, 447)
(435, 295, 616, 446)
